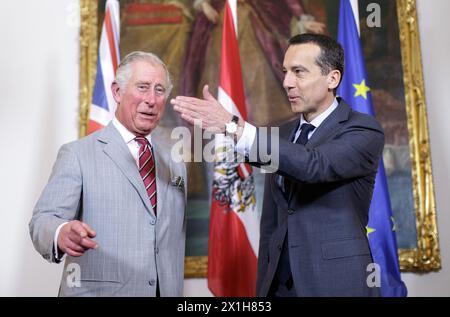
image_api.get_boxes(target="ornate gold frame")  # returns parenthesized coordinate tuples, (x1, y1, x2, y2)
(79, 0, 98, 138)
(396, 0, 440, 271)
(79, 0, 440, 275)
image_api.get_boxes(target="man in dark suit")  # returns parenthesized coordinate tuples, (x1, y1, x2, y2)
(172, 33, 383, 296)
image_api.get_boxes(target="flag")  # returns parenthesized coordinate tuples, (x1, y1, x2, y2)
(337, 0, 407, 297)
(88, 0, 120, 134)
(207, 0, 260, 297)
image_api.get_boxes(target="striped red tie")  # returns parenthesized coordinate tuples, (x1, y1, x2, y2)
(135, 137, 157, 215)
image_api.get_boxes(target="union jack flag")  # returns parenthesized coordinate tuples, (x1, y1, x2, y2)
(88, 0, 120, 134)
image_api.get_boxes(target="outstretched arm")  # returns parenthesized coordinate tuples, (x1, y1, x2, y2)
(171, 84, 245, 136)
(29, 144, 97, 263)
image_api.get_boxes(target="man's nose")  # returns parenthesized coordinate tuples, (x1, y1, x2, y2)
(283, 72, 294, 90)
(144, 90, 156, 106)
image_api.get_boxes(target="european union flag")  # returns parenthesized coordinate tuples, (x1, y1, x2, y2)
(337, 0, 407, 297)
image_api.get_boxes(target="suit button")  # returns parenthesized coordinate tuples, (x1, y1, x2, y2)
(277, 244, 282, 251)
(287, 208, 294, 215)
(150, 219, 156, 225)
(148, 279, 156, 286)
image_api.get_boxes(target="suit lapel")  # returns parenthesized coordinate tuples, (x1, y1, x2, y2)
(306, 99, 351, 148)
(150, 126, 170, 218)
(98, 123, 156, 217)
(270, 173, 288, 209)
(287, 99, 352, 203)
(270, 119, 298, 205)
(284, 118, 301, 143)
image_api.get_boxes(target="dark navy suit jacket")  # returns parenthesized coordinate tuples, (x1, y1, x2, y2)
(252, 99, 384, 297)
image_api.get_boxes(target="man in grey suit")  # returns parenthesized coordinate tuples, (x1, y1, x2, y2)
(171, 33, 383, 296)
(30, 51, 187, 297)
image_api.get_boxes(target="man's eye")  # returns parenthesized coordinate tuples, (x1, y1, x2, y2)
(155, 87, 166, 95)
(138, 85, 148, 91)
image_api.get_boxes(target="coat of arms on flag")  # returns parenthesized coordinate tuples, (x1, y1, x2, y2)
(212, 137, 256, 213)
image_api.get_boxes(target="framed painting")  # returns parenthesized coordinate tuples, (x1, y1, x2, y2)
(79, 0, 440, 276)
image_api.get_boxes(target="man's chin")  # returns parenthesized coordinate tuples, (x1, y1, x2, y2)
(137, 117, 158, 129)
(290, 104, 305, 114)
(135, 123, 156, 136)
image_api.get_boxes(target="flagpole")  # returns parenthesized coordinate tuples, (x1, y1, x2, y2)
(350, 0, 360, 36)
(228, 0, 238, 36)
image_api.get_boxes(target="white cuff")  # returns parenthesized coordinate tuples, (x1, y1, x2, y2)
(54, 222, 68, 261)
(236, 121, 256, 156)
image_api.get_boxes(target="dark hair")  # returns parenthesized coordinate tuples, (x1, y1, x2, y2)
(288, 33, 344, 94)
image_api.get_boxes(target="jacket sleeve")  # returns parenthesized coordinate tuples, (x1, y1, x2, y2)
(29, 143, 82, 263)
(256, 174, 278, 295)
(250, 117, 385, 184)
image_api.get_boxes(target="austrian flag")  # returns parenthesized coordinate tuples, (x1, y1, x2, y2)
(207, 0, 260, 297)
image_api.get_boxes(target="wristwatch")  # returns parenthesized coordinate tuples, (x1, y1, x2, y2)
(225, 115, 239, 135)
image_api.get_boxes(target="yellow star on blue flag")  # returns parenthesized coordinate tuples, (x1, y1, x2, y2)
(366, 226, 376, 237)
(353, 79, 370, 99)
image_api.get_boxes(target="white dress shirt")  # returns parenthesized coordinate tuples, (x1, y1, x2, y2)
(112, 117, 153, 166)
(235, 98, 339, 191)
(236, 98, 339, 155)
(293, 98, 339, 142)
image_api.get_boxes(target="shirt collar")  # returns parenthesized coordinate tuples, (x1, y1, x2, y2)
(300, 98, 339, 129)
(112, 117, 152, 145)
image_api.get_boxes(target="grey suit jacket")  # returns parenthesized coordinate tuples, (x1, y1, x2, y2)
(29, 123, 187, 296)
(253, 99, 384, 296)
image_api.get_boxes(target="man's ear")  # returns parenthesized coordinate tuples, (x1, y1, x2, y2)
(327, 70, 341, 91)
(111, 81, 121, 104)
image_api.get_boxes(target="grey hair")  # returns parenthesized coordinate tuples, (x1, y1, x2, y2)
(115, 51, 173, 97)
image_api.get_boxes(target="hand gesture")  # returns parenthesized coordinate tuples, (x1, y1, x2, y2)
(57, 220, 98, 257)
(171, 85, 232, 133)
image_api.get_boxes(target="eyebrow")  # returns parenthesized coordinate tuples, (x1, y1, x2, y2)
(282, 64, 309, 73)
(292, 65, 309, 72)
(136, 81, 166, 86)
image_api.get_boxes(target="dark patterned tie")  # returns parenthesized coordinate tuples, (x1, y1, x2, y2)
(135, 137, 157, 215)
(295, 123, 316, 145)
